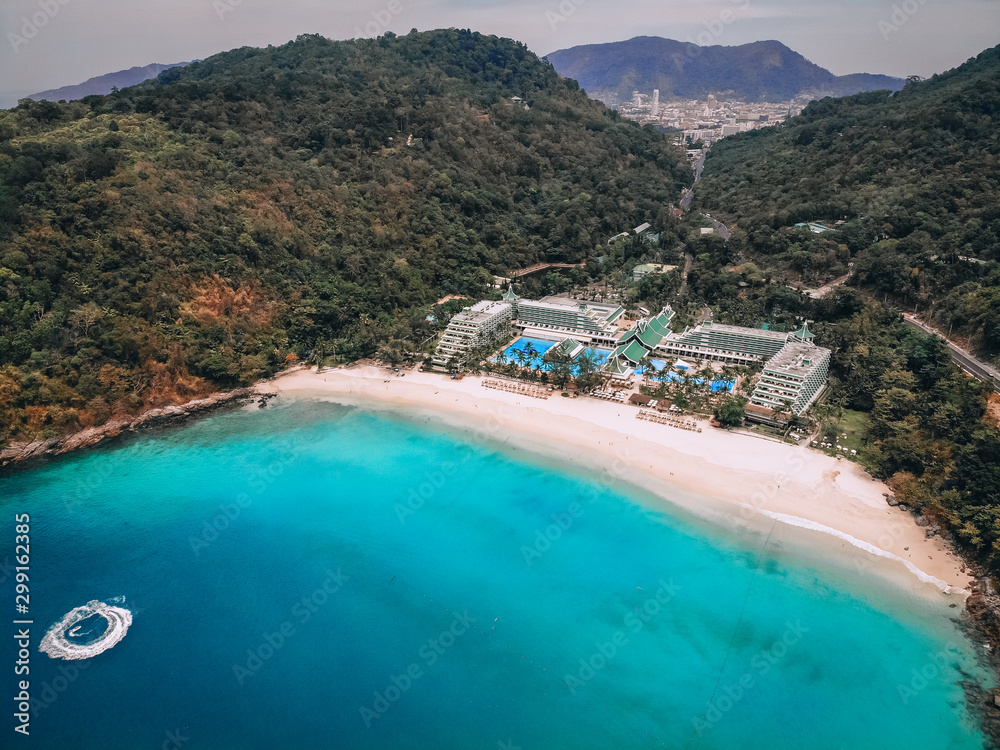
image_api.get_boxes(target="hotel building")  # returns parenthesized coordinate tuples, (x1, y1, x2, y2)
(747, 339, 831, 423)
(504, 289, 625, 347)
(433, 300, 513, 366)
(658, 322, 791, 365)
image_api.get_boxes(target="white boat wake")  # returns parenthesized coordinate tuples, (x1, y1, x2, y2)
(40, 600, 133, 660)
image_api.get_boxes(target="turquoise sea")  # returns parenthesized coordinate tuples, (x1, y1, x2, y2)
(1, 397, 993, 749)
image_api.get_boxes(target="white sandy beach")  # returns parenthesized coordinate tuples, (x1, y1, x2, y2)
(262, 365, 974, 598)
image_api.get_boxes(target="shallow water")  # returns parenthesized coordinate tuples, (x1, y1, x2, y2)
(1, 398, 991, 749)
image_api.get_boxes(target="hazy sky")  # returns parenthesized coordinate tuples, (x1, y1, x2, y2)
(1, 0, 998, 98)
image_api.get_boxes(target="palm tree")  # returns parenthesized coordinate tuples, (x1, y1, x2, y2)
(637, 355, 655, 382)
(513, 348, 528, 369)
(547, 353, 572, 388)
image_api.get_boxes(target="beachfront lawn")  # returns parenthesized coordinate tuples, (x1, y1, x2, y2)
(817, 407, 868, 457)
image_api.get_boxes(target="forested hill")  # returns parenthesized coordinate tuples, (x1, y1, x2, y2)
(0, 30, 691, 445)
(545, 37, 903, 104)
(698, 44, 1000, 355)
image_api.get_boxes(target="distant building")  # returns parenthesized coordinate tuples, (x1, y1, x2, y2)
(795, 222, 835, 234)
(602, 356, 636, 387)
(606, 312, 831, 420)
(651, 89, 660, 117)
(433, 300, 513, 366)
(608, 222, 657, 245)
(700, 227, 715, 235)
(552, 337, 587, 360)
(631, 263, 678, 281)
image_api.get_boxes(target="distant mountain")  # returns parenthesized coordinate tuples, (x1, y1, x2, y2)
(26, 62, 192, 102)
(545, 37, 904, 103)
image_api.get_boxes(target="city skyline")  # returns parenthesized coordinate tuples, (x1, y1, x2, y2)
(1, 0, 998, 103)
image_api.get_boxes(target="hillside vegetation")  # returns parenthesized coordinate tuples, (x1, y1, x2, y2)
(698, 45, 1000, 356)
(0, 29, 691, 445)
(693, 45, 1000, 574)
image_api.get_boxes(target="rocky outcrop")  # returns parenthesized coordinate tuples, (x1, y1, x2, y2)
(0, 389, 253, 467)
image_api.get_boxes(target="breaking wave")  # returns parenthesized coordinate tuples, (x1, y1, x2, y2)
(40, 600, 133, 660)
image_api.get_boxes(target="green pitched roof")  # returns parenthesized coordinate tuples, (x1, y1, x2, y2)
(646, 317, 671, 337)
(603, 356, 633, 376)
(617, 329, 640, 346)
(636, 325, 663, 348)
(616, 340, 649, 365)
(555, 337, 585, 358)
(502, 288, 519, 301)
(791, 322, 815, 341)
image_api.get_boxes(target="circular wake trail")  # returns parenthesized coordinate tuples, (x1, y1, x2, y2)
(40, 600, 133, 660)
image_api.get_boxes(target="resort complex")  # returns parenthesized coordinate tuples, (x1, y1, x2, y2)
(434, 290, 831, 422)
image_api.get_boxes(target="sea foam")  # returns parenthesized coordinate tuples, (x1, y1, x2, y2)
(752, 508, 964, 595)
(40, 600, 133, 660)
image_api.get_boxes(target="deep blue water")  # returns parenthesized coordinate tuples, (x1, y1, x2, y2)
(1, 398, 992, 749)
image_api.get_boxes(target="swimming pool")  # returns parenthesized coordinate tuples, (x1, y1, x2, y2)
(633, 360, 735, 393)
(497, 337, 611, 375)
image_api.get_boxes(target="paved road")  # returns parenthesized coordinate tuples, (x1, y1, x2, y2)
(704, 215, 731, 241)
(902, 314, 1000, 392)
(807, 271, 851, 299)
(679, 151, 706, 210)
(678, 253, 693, 297)
(693, 152, 706, 181)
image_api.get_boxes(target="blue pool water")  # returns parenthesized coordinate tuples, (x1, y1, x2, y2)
(633, 360, 736, 392)
(499, 337, 611, 374)
(0, 398, 991, 749)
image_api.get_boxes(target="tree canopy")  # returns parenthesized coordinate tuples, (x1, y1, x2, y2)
(0, 29, 690, 444)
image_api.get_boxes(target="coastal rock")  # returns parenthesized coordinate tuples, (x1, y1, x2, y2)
(916, 516, 930, 527)
(1, 389, 252, 467)
(55, 418, 130, 455)
(885, 495, 900, 507)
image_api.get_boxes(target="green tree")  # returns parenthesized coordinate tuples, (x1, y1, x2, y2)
(714, 395, 748, 427)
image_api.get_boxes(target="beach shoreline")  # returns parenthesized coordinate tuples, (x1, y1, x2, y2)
(261, 364, 975, 600)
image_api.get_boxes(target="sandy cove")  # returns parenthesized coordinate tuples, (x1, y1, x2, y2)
(262, 365, 973, 598)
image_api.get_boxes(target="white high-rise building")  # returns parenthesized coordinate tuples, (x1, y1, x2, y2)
(651, 89, 660, 117)
(433, 300, 513, 366)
